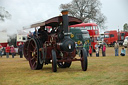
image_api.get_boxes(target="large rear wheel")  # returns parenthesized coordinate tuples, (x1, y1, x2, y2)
(81, 48, 88, 71)
(28, 38, 43, 70)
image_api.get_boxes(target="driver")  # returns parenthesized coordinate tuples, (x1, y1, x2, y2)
(38, 26, 48, 43)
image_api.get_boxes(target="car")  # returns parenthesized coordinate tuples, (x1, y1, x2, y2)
(123, 36, 128, 48)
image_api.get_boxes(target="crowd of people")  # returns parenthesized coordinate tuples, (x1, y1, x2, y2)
(76, 41, 107, 57)
(114, 41, 127, 56)
(0, 42, 23, 58)
(75, 40, 128, 57)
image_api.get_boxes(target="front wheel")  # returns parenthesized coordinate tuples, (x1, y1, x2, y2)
(52, 49, 57, 72)
(81, 48, 88, 71)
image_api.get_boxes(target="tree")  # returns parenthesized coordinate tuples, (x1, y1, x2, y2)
(60, 0, 106, 29)
(123, 23, 128, 31)
(8, 34, 17, 47)
(0, 6, 11, 21)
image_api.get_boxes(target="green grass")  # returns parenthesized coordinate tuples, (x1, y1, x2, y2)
(0, 47, 128, 85)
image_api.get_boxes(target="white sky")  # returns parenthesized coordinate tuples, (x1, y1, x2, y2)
(0, 0, 128, 35)
(100, 0, 128, 33)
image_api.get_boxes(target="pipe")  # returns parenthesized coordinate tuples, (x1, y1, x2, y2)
(61, 10, 69, 33)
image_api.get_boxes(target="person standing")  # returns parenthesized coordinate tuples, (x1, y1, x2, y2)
(95, 43, 100, 57)
(83, 41, 89, 56)
(6, 44, 10, 58)
(11, 45, 16, 58)
(0, 44, 3, 57)
(18, 42, 23, 58)
(33, 28, 38, 37)
(96, 47, 99, 57)
(89, 46, 92, 57)
(27, 31, 33, 39)
(77, 41, 83, 56)
(102, 45, 106, 56)
(75, 42, 78, 54)
(127, 39, 128, 51)
(114, 41, 119, 56)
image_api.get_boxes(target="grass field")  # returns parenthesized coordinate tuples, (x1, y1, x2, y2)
(0, 47, 128, 85)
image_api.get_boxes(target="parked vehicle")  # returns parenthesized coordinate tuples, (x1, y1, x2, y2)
(70, 23, 99, 52)
(123, 36, 128, 48)
(104, 30, 128, 46)
(97, 34, 104, 45)
(104, 30, 117, 46)
(0, 31, 8, 54)
(70, 27, 91, 45)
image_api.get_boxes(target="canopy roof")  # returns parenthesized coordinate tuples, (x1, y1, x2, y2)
(30, 16, 82, 28)
(69, 23, 97, 27)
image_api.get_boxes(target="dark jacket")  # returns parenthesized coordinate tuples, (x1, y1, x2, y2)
(18, 45, 23, 52)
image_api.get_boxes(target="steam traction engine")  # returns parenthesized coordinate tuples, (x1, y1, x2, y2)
(23, 10, 88, 72)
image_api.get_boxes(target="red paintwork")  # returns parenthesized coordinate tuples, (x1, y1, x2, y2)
(104, 30, 118, 45)
(0, 43, 8, 47)
(17, 42, 24, 46)
(69, 23, 97, 27)
(119, 31, 128, 40)
(70, 23, 99, 50)
(104, 30, 128, 45)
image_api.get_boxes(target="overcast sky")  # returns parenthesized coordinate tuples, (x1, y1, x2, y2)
(0, 0, 128, 35)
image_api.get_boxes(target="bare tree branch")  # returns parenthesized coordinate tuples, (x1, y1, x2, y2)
(60, 0, 107, 29)
(0, 6, 11, 21)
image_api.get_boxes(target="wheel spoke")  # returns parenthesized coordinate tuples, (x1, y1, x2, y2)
(25, 48, 28, 50)
(33, 47, 37, 52)
(30, 50, 33, 53)
(32, 61, 36, 68)
(31, 57, 35, 61)
(34, 54, 37, 57)
(31, 43, 35, 48)
(26, 54, 28, 56)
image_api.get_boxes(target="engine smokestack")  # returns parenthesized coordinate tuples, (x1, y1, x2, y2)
(61, 10, 69, 33)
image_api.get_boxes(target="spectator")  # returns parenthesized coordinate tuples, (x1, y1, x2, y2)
(75, 42, 78, 48)
(95, 43, 100, 49)
(6, 44, 10, 58)
(102, 45, 106, 56)
(120, 48, 126, 56)
(83, 41, 89, 56)
(127, 39, 128, 51)
(96, 47, 99, 57)
(114, 41, 119, 56)
(75, 42, 78, 54)
(0, 44, 3, 57)
(89, 46, 92, 57)
(18, 42, 23, 58)
(77, 41, 83, 56)
(95, 43, 100, 57)
(10, 45, 16, 58)
(27, 31, 33, 39)
(33, 28, 38, 37)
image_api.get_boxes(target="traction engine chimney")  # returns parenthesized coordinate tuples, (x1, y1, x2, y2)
(61, 10, 69, 33)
